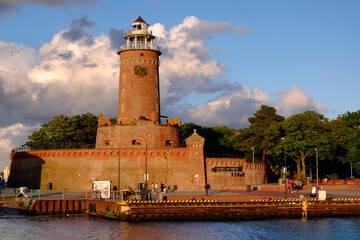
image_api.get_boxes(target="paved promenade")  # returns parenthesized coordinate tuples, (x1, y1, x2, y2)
(2, 183, 360, 201)
(165, 183, 360, 200)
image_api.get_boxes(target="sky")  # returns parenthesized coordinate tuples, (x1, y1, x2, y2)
(0, 0, 359, 170)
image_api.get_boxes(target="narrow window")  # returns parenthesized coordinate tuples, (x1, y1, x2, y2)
(132, 139, 141, 145)
(122, 89, 126, 98)
(155, 89, 158, 98)
(155, 104, 159, 113)
(121, 103, 125, 113)
(122, 74, 126, 84)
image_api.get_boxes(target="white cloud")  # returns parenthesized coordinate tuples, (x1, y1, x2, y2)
(182, 85, 269, 128)
(0, 122, 37, 150)
(0, 39, 38, 71)
(0, 122, 39, 170)
(273, 85, 327, 117)
(150, 16, 250, 114)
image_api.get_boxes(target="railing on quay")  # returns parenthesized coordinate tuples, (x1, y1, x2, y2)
(1, 188, 125, 202)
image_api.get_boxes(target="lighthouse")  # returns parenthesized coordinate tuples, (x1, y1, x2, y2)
(117, 16, 161, 124)
(96, 17, 181, 149)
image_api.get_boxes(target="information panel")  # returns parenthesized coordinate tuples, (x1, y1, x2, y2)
(92, 181, 111, 199)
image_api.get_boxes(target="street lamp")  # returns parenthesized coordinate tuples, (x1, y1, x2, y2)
(145, 135, 152, 194)
(251, 147, 255, 186)
(119, 141, 123, 202)
(315, 148, 318, 188)
(281, 137, 287, 199)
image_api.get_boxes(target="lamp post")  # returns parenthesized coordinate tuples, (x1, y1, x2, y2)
(281, 137, 287, 199)
(118, 141, 120, 197)
(315, 148, 318, 188)
(145, 135, 152, 193)
(251, 147, 255, 186)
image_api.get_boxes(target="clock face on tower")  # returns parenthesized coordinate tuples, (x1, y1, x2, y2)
(134, 65, 148, 76)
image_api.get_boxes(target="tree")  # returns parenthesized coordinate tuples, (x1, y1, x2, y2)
(233, 105, 284, 163)
(341, 110, 360, 129)
(280, 111, 330, 181)
(25, 113, 98, 150)
(180, 123, 238, 154)
(337, 111, 360, 175)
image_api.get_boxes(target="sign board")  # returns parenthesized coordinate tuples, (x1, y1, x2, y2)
(212, 166, 243, 172)
(318, 190, 327, 201)
(93, 181, 111, 199)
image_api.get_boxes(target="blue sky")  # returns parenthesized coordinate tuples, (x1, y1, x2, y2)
(0, 0, 360, 170)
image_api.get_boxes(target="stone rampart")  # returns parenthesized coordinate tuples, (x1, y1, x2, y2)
(206, 158, 267, 190)
(8, 147, 205, 191)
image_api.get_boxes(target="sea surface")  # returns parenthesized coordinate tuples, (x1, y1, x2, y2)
(1, 212, 360, 240)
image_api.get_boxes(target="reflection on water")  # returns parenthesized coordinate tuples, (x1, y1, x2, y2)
(1, 214, 360, 240)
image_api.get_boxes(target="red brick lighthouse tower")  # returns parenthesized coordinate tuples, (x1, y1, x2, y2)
(117, 16, 161, 124)
(96, 17, 181, 149)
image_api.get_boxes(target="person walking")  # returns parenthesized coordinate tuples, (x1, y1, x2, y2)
(205, 183, 211, 196)
(112, 185, 118, 198)
(155, 183, 159, 195)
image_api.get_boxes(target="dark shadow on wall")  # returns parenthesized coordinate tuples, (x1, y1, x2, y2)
(7, 152, 45, 189)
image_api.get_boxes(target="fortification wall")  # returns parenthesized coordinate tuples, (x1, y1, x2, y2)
(206, 158, 267, 190)
(8, 147, 206, 191)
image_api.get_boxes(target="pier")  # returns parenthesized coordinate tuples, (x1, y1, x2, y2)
(4, 183, 360, 221)
(9, 197, 360, 221)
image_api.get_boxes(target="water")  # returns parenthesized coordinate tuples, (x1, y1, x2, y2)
(1, 213, 360, 240)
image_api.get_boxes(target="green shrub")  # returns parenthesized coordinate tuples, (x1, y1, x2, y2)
(328, 173, 339, 180)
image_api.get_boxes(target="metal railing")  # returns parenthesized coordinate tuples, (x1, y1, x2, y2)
(0, 188, 125, 201)
(120, 44, 160, 52)
(124, 29, 153, 37)
(11, 146, 31, 153)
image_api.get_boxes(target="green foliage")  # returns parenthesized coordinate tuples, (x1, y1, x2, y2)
(280, 111, 330, 181)
(327, 173, 339, 180)
(110, 118, 117, 124)
(341, 110, 360, 129)
(336, 112, 360, 172)
(180, 123, 238, 154)
(233, 105, 284, 164)
(25, 113, 98, 150)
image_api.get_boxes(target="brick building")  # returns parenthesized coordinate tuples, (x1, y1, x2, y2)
(8, 17, 268, 191)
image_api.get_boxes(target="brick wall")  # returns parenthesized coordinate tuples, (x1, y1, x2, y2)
(8, 147, 206, 191)
(118, 50, 160, 124)
(206, 158, 267, 190)
(95, 119, 181, 149)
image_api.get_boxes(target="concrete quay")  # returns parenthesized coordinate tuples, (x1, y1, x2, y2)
(164, 183, 360, 202)
(5, 183, 360, 221)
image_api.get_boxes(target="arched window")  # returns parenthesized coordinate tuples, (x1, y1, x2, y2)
(122, 89, 126, 98)
(121, 103, 125, 113)
(122, 74, 126, 84)
(155, 103, 159, 113)
(155, 89, 158, 98)
(154, 75, 158, 85)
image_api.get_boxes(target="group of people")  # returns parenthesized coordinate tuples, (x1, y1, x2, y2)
(112, 185, 132, 200)
(151, 182, 167, 195)
(287, 179, 303, 192)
